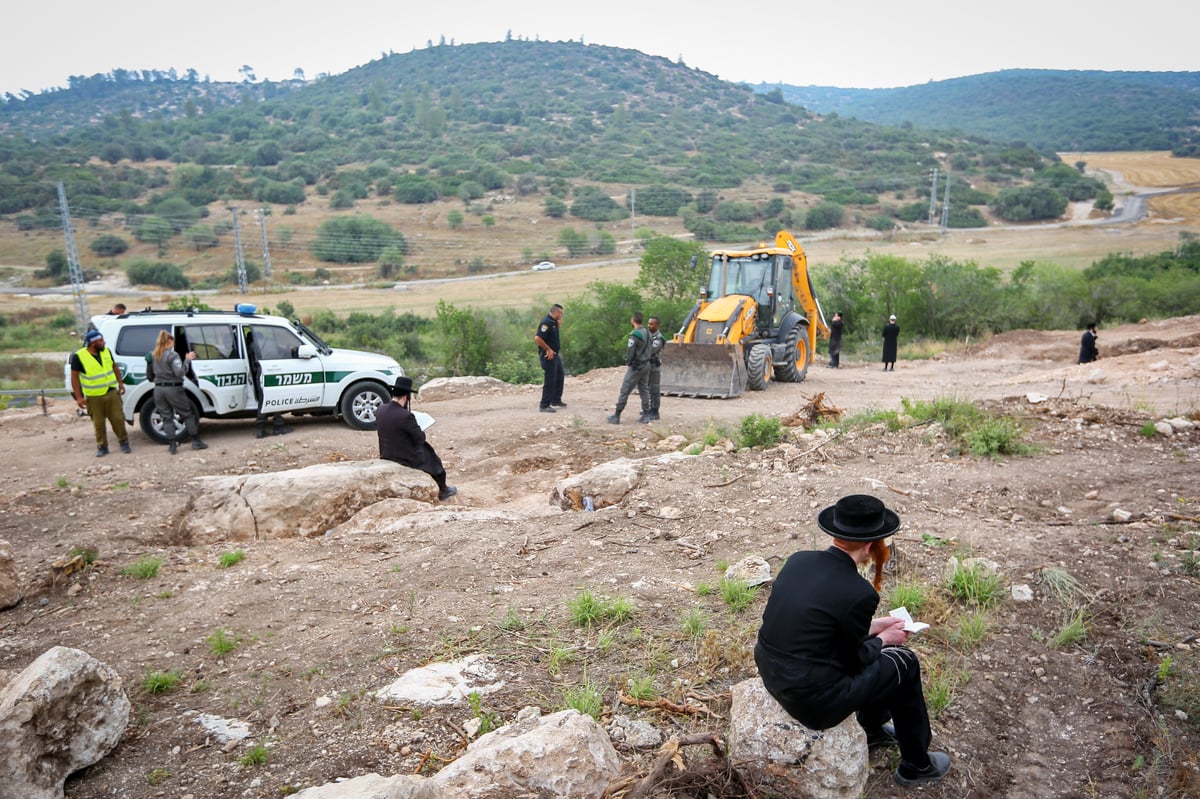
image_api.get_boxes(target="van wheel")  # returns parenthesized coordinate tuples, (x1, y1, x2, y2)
(138, 398, 201, 444)
(340, 381, 389, 430)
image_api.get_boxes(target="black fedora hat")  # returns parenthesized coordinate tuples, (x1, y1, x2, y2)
(817, 494, 900, 542)
(390, 375, 417, 396)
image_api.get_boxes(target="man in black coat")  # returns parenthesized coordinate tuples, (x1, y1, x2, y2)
(755, 494, 951, 787)
(1077, 323, 1099, 364)
(828, 312, 844, 368)
(881, 314, 899, 371)
(377, 376, 457, 501)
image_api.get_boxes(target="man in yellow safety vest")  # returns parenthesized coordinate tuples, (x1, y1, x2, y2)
(70, 329, 130, 457)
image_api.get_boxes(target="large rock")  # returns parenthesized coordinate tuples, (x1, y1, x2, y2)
(292, 774, 445, 799)
(178, 460, 436, 544)
(727, 678, 868, 799)
(550, 458, 640, 510)
(417, 376, 511, 403)
(431, 709, 621, 798)
(0, 646, 130, 799)
(0, 539, 21, 610)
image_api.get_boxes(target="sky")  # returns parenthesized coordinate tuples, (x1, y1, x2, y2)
(3, 0, 1198, 97)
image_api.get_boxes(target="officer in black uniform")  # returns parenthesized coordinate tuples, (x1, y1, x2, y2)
(535, 304, 565, 413)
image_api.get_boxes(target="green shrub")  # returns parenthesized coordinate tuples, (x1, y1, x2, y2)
(121, 556, 162, 579)
(737, 414, 784, 448)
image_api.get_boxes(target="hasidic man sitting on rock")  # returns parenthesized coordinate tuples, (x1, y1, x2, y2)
(753, 494, 951, 787)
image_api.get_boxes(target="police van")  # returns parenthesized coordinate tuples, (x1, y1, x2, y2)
(67, 305, 405, 443)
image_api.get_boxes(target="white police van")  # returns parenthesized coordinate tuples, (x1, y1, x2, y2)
(68, 305, 405, 443)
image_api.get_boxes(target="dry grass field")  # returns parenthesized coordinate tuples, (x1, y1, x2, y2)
(2, 151, 1199, 320)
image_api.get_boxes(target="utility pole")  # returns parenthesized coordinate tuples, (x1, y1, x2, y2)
(630, 189, 636, 251)
(255, 208, 272, 277)
(57, 182, 91, 337)
(230, 207, 248, 294)
(939, 170, 951, 231)
(927, 168, 939, 226)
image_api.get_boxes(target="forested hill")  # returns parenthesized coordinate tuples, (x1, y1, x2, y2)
(755, 69, 1200, 153)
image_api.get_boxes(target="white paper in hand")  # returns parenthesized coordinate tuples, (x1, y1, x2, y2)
(889, 606, 930, 634)
(413, 411, 435, 431)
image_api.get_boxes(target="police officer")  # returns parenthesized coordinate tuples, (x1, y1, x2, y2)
(641, 316, 665, 423)
(535, 303, 565, 413)
(70, 330, 130, 457)
(607, 312, 650, 425)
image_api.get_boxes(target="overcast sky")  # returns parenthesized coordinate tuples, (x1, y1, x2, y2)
(4, 0, 1198, 97)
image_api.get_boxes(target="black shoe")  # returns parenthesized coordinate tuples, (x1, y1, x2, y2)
(550, 401, 567, 408)
(273, 422, 292, 435)
(191, 439, 209, 450)
(96, 446, 109, 458)
(119, 440, 132, 454)
(865, 723, 897, 751)
(607, 414, 620, 425)
(438, 485, 458, 501)
(637, 414, 651, 424)
(895, 752, 951, 787)
(539, 406, 556, 413)
(168, 441, 177, 455)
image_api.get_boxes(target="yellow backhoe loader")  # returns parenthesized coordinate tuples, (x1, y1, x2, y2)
(661, 230, 829, 398)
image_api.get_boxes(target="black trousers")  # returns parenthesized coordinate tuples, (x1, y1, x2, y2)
(757, 644, 932, 769)
(540, 354, 564, 408)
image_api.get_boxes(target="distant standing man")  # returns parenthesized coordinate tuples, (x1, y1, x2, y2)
(70, 329, 130, 457)
(607, 312, 650, 425)
(881, 314, 900, 371)
(828, 312, 845, 368)
(642, 316, 666, 423)
(535, 303, 565, 413)
(1077, 323, 1099, 364)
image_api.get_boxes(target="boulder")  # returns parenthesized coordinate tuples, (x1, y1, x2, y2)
(431, 709, 621, 798)
(0, 539, 20, 610)
(0, 646, 130, 799)
(727, 678, 868, 799)
(178, 460, 436, 544)
(417, 376, 510, 403)
(724, 555, 772, 587)
(292, 774, 445, 799)
(550, 458, 640, 510)
(373, 655, 505, 706)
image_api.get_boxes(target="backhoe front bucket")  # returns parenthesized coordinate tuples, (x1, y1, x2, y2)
(660, 342, 748, 398)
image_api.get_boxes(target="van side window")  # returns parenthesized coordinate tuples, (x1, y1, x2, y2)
(114, 325, 169, 357)
(247, 325, 302, 360)
(184, 325, 238, 360)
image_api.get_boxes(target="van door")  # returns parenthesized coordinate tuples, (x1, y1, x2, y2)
(180, 323, 247, 413)
(244, 323, 326, 415)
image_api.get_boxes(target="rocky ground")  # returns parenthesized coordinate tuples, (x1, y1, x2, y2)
(2, 315, 1199, 798)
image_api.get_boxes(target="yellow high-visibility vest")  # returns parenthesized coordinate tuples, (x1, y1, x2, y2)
(75, 347, 119, 396)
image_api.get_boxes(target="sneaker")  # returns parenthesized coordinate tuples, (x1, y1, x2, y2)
(865, 723, 897, 751)
(539, 406, 556, 413)
(895, 751, 951, 787)
(119, 441, 132, 454)
(550, 401, 567, 408)
(168, 441, 177, 455)
(438, 485, 458, 501)
(96, 446, 109, 458)
(191, 439, 209, 450)
(606, 414, 620, 425)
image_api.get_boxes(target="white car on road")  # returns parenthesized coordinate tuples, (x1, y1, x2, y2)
(531, 261, 556, 271)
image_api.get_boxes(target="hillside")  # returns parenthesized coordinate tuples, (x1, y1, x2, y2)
(0, 41, 1083, 276)
(1, 316, 1198, 798)
(757, 69, 1200, 152)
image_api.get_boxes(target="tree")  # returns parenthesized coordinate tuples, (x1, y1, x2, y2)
(636, 236, 708, 304)
(543, 197, 567, 218)
(89, 234, 128, 257)
(135, 216, 174, 252)
(183, 225, 219, 250)
(447, 209, 464, 229)
(435, 300, 491, 376)
(805, 202, 844, 231)
(311, 216, 407, 263)
(558, 228, 588, 257)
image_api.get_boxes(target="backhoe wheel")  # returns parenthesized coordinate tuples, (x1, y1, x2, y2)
(774, 323, 811, 383)
(747, 344, 773, 391)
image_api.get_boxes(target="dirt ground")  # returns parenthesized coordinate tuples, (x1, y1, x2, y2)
(2, 316, 1199, 798)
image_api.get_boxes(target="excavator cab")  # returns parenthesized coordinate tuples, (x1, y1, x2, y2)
(660, 231, 828, 398)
